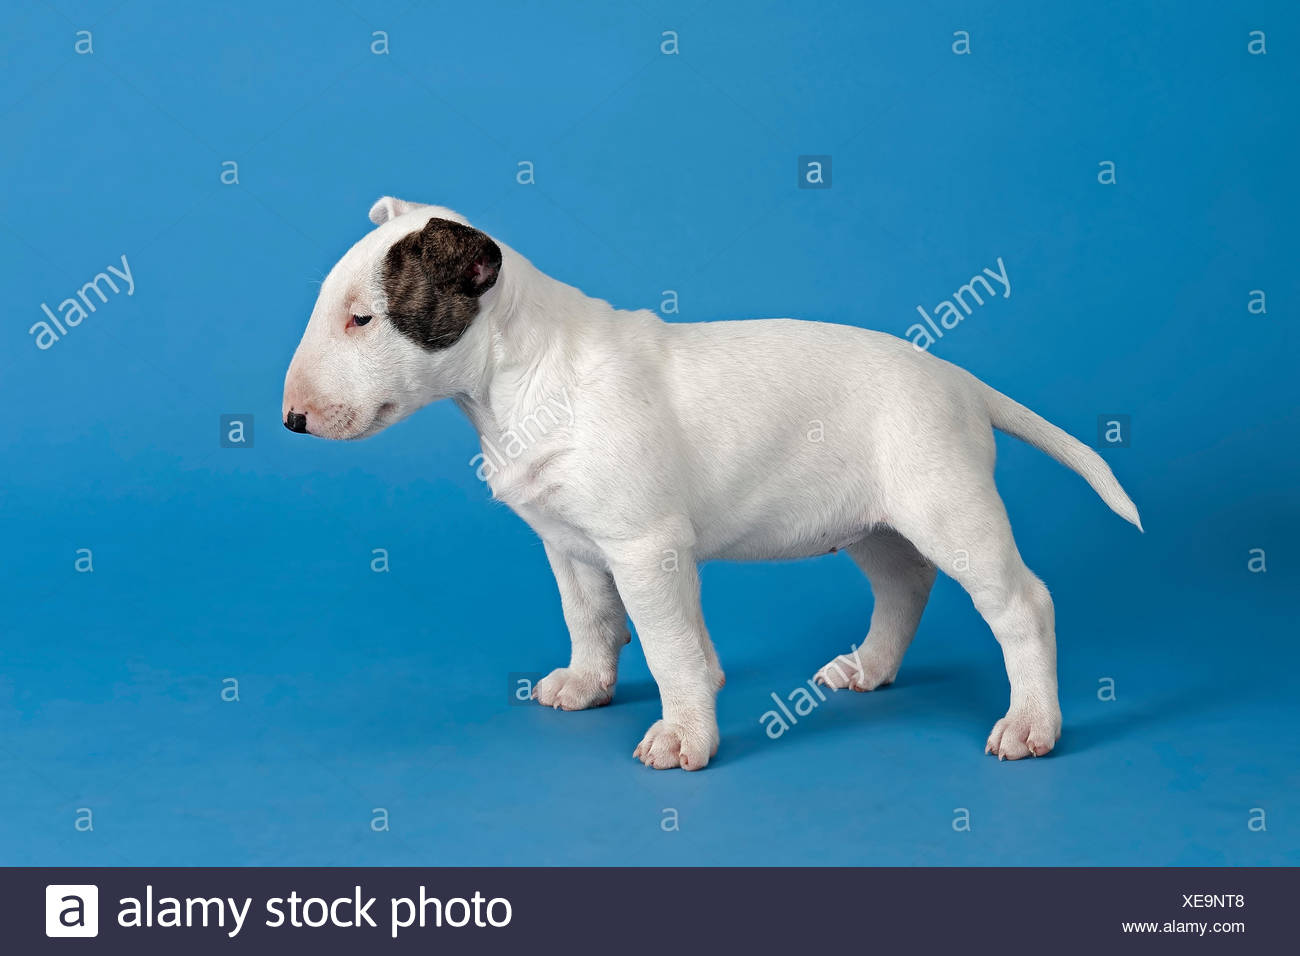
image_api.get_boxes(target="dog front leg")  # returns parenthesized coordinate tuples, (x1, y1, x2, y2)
(533, 542, 630, 710)
(608, 537, 720, 771)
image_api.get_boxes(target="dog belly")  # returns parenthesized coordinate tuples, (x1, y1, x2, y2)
(700, 523, 872, 562)
(692, 483, 883, 563)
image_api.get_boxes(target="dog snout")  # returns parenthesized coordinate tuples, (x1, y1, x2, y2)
(284, 410, 308, 433)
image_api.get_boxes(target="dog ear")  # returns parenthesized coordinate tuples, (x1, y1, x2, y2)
(382, 218, 502, 350)
(369, 196, 428, 225)
(415, 218, 502, 298)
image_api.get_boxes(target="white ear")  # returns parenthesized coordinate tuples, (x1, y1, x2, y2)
(368, 196, 428, 225)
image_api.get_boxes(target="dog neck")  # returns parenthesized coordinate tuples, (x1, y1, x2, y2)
(452, 244, 594, 450)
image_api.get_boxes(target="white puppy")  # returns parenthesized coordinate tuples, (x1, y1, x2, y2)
(283, 197, 1141, 771)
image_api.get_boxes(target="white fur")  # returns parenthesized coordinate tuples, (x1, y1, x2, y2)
(284, 198, 1142, 770)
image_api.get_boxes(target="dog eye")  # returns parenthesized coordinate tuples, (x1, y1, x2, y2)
(350, 314, 372, 327)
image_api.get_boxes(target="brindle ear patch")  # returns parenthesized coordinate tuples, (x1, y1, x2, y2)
(382, 218, 502, 351)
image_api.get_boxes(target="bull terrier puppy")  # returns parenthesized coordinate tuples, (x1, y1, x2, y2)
(283, 197, 1142, 771)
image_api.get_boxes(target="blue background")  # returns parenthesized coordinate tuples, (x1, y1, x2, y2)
(2, 1, 1296, 866)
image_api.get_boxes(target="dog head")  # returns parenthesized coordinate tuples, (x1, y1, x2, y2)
(282, 197, 502, 439)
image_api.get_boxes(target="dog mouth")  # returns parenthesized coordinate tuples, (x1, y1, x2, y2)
(348, 401, 400, 440)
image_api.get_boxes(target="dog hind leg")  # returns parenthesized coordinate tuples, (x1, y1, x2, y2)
(815, 527, 936, 691)
(891, 475, 1061, 759)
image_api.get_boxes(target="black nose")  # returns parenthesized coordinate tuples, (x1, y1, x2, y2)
(284, 411, 308, 434)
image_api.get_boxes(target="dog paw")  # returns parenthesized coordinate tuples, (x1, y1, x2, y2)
(633, 719, 718, 771)
(533, 667, 614, 710)
(985, 705, 1061, 760)
(813, 649, 897, 692)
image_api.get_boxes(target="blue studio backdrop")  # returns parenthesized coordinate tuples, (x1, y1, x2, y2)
(1, 1, 1297, 866)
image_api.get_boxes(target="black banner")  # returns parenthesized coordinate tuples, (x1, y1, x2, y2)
(8, 867, 1295, 952)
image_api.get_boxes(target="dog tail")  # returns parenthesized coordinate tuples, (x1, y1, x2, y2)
(978, 380, 1143, 532)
